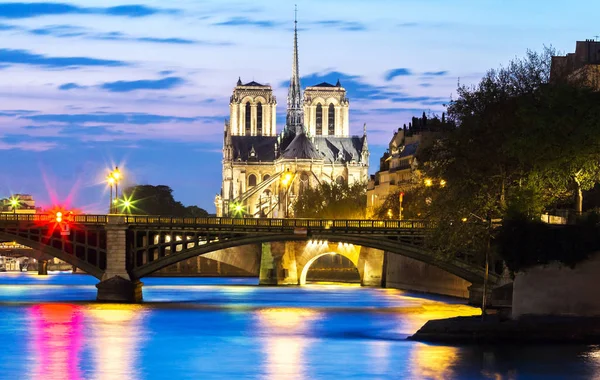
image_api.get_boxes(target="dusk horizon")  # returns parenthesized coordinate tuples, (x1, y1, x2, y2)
(0, 0, 597, 213)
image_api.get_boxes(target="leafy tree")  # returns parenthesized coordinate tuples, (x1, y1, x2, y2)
(293, 182, 367, 219)
(121, 185, 208, 217)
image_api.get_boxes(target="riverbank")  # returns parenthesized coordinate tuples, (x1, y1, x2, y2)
(409, 315, 600, 344)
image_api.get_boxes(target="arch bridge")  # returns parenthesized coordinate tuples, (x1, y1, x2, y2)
(0, 214, 497, 302)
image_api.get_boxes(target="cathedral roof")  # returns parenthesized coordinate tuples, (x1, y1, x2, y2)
(311, 82, 337, 88)
(281, 133, 322, 160)
(231, 136, 277, 161)
(313, 135, 366, 163)
(240, 81, 269, 87)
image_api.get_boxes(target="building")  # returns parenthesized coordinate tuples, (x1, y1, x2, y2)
(551, 40, 600, 88)
(0, 194, 37, 214)
(215, 15, 369, 218)
(366, 114, 451, 217)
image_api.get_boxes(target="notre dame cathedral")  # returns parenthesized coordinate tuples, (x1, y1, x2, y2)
(215, 15, 369, 218)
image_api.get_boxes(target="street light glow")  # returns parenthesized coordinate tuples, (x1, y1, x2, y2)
(424, 178, 433, 187)
(440, 179, 447, 187)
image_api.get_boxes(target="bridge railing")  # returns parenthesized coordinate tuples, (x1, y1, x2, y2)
(0, 213, 433, 229)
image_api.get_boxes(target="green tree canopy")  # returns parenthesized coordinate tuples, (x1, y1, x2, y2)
(293, 182, 367, 219)
(121, 185, 209, 217)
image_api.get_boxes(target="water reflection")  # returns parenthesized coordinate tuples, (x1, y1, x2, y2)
(255, 308, 320, 380)
(410, 343, 459, 380)
(87, 304, 145, 380)
(28, 304, 83, 380)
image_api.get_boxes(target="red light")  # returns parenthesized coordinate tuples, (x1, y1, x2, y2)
(55, 211, 63, 223)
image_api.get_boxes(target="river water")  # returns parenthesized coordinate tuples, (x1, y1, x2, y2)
(0, 273, 598, 379)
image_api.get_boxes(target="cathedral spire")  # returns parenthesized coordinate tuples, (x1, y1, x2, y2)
(286, 5, 304, 135)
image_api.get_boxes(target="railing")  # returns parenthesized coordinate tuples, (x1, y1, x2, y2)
(0, 213, 433, 230)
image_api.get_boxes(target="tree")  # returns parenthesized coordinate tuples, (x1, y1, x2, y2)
(121, 185, 209, 217)
(293, 182, 367, 219)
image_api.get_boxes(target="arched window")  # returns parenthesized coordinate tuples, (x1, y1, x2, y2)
(248, 174, 257, 187)
(328, 104, 335, 135)
(299, 172, 309, 196)
(257, 102, 263, 136)
(263, 174, 270, 181)
(315, 103, 323, 135)
(245, 102, 251, 135)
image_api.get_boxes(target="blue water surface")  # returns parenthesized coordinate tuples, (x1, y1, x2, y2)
(0, 272, 598, 379)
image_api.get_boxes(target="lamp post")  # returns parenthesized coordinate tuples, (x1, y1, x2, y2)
(9, 196, 20, 214)
(468, 212, 492, 319)
(398, 192, 404, 220)
(106, 166, 122, 214)
(281, 170, 293, 218)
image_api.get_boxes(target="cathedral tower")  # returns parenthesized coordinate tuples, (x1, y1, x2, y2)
(228, 79, 277, 136)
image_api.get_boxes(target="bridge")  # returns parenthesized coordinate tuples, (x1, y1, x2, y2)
(0, 213, 497, 302)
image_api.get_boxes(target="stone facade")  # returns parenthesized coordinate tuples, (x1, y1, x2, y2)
(551, 40, 600, 88)
(215, 17, 369, 218)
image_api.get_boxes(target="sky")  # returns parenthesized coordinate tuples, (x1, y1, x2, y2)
(0, 0, 597, 213)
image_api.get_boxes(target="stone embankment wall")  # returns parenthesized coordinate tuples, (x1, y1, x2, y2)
(512, 252, 600, 318)
(385, 253, 471, 298)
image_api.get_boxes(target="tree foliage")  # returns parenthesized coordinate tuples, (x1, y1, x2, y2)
(121, 185, 209, 217)
(414, 47, 600, 267)
(293, 182, 367, 219)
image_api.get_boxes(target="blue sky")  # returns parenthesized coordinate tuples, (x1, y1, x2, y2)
(0, 0, 597, 213)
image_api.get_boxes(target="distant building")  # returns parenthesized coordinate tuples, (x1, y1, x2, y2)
(366, 114, 451, 216)
(215, 15, 369, 218)
(551, 40, 600, 88)
(0, 194, 37, 214)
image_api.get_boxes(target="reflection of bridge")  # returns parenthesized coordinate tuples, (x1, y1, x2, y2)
(0, 214, 497, 302)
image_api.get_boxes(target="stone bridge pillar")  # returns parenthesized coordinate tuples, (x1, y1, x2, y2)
(259, 242, 298, 285)
(37, 259, 48, 276)
(96, 216, 142, 303)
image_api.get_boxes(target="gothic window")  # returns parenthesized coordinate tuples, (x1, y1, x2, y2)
(315, 103, 323, 135)
(263, 174, 270, 181)
(257, 102, 263, 136)
(299, 172, 309, 196)
(248, 174, 257, 187)
(328, 104, 335, 135)
(245, 102, 251, 135)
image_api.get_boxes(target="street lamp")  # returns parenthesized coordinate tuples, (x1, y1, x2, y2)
(281, 169, 293, 218)
(467, 212, 492, 319)
(9, 196, 20, 214)
(106, 166, 123, 214)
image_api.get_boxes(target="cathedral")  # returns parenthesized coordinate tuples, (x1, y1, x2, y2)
(215, 15, 369, 218)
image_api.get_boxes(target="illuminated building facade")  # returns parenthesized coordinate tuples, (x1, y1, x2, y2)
(215, 15, 369, 218)
(0, 194, 38, 214)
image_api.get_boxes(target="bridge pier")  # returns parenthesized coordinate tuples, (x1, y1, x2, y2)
(258, 242, 298, 285)
(96, 217, 143, 303)
(37, 259, 48, 276)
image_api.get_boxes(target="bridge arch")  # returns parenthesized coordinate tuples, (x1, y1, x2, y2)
(298, 250, 359, 286)
(130, 232, 492, 285)
(0, 231, 104, 279)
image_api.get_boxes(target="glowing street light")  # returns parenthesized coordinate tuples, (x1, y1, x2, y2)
(230, 202, 245, 218)
(440, 179, 447, 187)
(424, 178, 433, 187)
(106, 166, 123, 214)
(9, 196, 20, 214)
(281, 169, 293, 218)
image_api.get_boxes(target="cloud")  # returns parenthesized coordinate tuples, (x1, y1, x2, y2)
(289, 71, 404, 101)
(384, 68, 413, 81)
(0, 48, 128, 68)
(312, 20, 366, 31)
(99, 77, 185, 92)
(6, 24, 233, 46)
(0, 3, 178, 19)
(419, 83, 433, 87)
(0, 140, 56, 151)
(214, 17, 281, 28)
(58, 83, 86, 90)
(159, 70, 175, 76)
(423, 71, 449, 76)
(391, 96, 448, 104)
(26, 112, 200, 125)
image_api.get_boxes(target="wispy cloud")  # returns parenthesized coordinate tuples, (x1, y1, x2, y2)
(0, 3, 179, 19)
(423, 71, 449, 76)
(99, 77, 186, 92)
(312, 20, 367, 31)
(0, 140, 56, 151)
(0, 48, 128, 68)
(4, 24, 233, 46)
(58, 83, 85, 90)
(214, 17, 281, 28)
(384, 68, 414, 81)
(288, 71, 405, 101)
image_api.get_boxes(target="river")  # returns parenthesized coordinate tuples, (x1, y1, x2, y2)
(0, 273, 598, 379)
